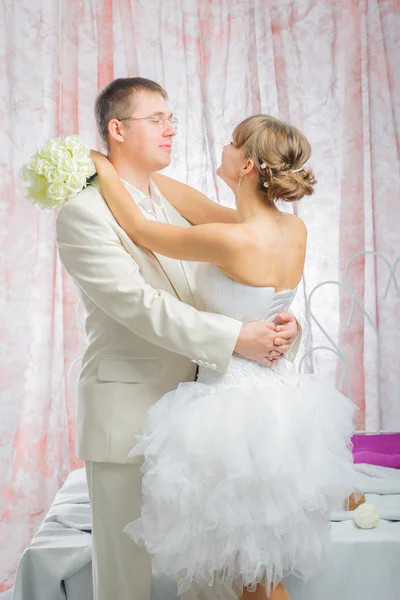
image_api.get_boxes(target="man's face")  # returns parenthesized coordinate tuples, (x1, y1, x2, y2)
(113, 91, 176, 172)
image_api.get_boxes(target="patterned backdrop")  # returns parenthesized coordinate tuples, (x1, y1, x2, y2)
(0, 0, 399, 591)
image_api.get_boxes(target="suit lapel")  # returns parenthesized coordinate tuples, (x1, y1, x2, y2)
(90, 177, 199, 307)
(157, 196, 203, 308)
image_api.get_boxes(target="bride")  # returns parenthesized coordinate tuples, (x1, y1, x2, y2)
(90, 114, 355, 600)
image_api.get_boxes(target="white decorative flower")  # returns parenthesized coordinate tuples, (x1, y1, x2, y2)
(51, 146, 71, 163)
(57, 156, 78, 177)
(48, 182, 71, 201)
(78, 159, 96, 178)
(66, 171, 87, 195)
(64, 134, 82, 150)
(28, 174, 49, 197)
(53, 137, 67, 147)
(25, 175, 52, 208)
(18, 164, 35, 184)
(19, 134, 95, 209)
(354, 503, 380, 529)
(39, 140, 57, 160)
(35, 158, 52, 176)
(44, 165, 66, 184)
(72, 143, 90, 162)
(28, 152, 40, 173)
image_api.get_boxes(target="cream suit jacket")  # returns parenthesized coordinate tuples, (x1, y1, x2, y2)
(56, 178, 302, 464)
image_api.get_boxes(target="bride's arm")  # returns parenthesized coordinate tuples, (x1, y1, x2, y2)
(94, 156, 245, 265)
(151, 173, 237, 225)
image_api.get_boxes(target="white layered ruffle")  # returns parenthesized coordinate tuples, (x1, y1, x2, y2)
(124, 368, 355, 596)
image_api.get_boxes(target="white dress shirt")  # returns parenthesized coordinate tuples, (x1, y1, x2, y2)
(121, 178, 168, 223)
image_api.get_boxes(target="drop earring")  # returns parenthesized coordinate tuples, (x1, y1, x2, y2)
(236, 175, 242, 204)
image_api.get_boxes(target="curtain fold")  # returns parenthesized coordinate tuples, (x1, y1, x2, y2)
(0, 0, 399, 590)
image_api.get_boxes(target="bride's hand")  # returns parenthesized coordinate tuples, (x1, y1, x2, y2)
(90, 149, 111, 169)
(273, 313, 298, 349)
(88, 150, 146, 239)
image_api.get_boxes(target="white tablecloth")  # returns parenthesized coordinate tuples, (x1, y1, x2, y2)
(3, 464, 400, 600)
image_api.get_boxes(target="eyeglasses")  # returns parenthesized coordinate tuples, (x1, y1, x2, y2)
(118, 115, 179, 129)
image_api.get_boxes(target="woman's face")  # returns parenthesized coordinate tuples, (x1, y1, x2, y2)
(216, 141, 246, 190)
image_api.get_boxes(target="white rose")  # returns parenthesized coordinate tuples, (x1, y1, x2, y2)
(39, 194, 65, 209)
(35, 158, 52, 176)
(48, 182, 71, 200)
(354, 503, 380, 529)
(78, 159, 96, 178)
(19, 163, 35, 184)
(26, 174, 52, 207)
(72, 143, 90, 162)
(65, 135, 83, 150)
(45, 165, 66, 184)
(51, 146, 71, 163)
(66, 171, 87, 195)
(30, 173, 49, 193)
(39, 140, 57, 160)
(57, 156, 78, 177)
(28, 152, 40, 172)
(27, 188, 48, 207)
(39, 139, 68, 162)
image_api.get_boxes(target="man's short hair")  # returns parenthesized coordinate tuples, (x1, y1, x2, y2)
(95, 77, 168, 147)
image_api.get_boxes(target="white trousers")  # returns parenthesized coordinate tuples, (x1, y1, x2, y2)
(86, 461, 152, 600)
(86, 461, 236, 600)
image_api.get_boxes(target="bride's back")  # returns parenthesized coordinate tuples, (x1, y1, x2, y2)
(221, 212, 307, 293)
(217, 114, 314, 292)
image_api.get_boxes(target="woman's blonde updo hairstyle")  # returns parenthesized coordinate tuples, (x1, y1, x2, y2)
(232, 114, 316, 204)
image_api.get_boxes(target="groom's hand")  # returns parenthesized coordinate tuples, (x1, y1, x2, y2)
(234, 322, 288, 367)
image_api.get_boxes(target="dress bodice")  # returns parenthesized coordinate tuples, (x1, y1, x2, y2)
(195, 263, 299, 386)
(195, 263, 298, 323)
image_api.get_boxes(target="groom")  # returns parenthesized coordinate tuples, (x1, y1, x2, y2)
(56, 77, 301, 600)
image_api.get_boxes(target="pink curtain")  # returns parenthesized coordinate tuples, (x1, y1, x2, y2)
(1, 0, 399, 591)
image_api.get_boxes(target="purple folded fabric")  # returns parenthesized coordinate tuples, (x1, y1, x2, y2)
(352, 433, 400, 468)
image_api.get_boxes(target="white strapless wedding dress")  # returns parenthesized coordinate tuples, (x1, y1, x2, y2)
(124, 264, 355, 596)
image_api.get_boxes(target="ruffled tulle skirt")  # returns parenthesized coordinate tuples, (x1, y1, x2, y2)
(124, 362, 355, 596)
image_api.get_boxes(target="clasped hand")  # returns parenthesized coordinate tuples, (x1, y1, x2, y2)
(234, 312, 298, 367)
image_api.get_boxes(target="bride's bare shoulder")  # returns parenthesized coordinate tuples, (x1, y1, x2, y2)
(283, 212, 306, 224)
(284, 213, 308, 235)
